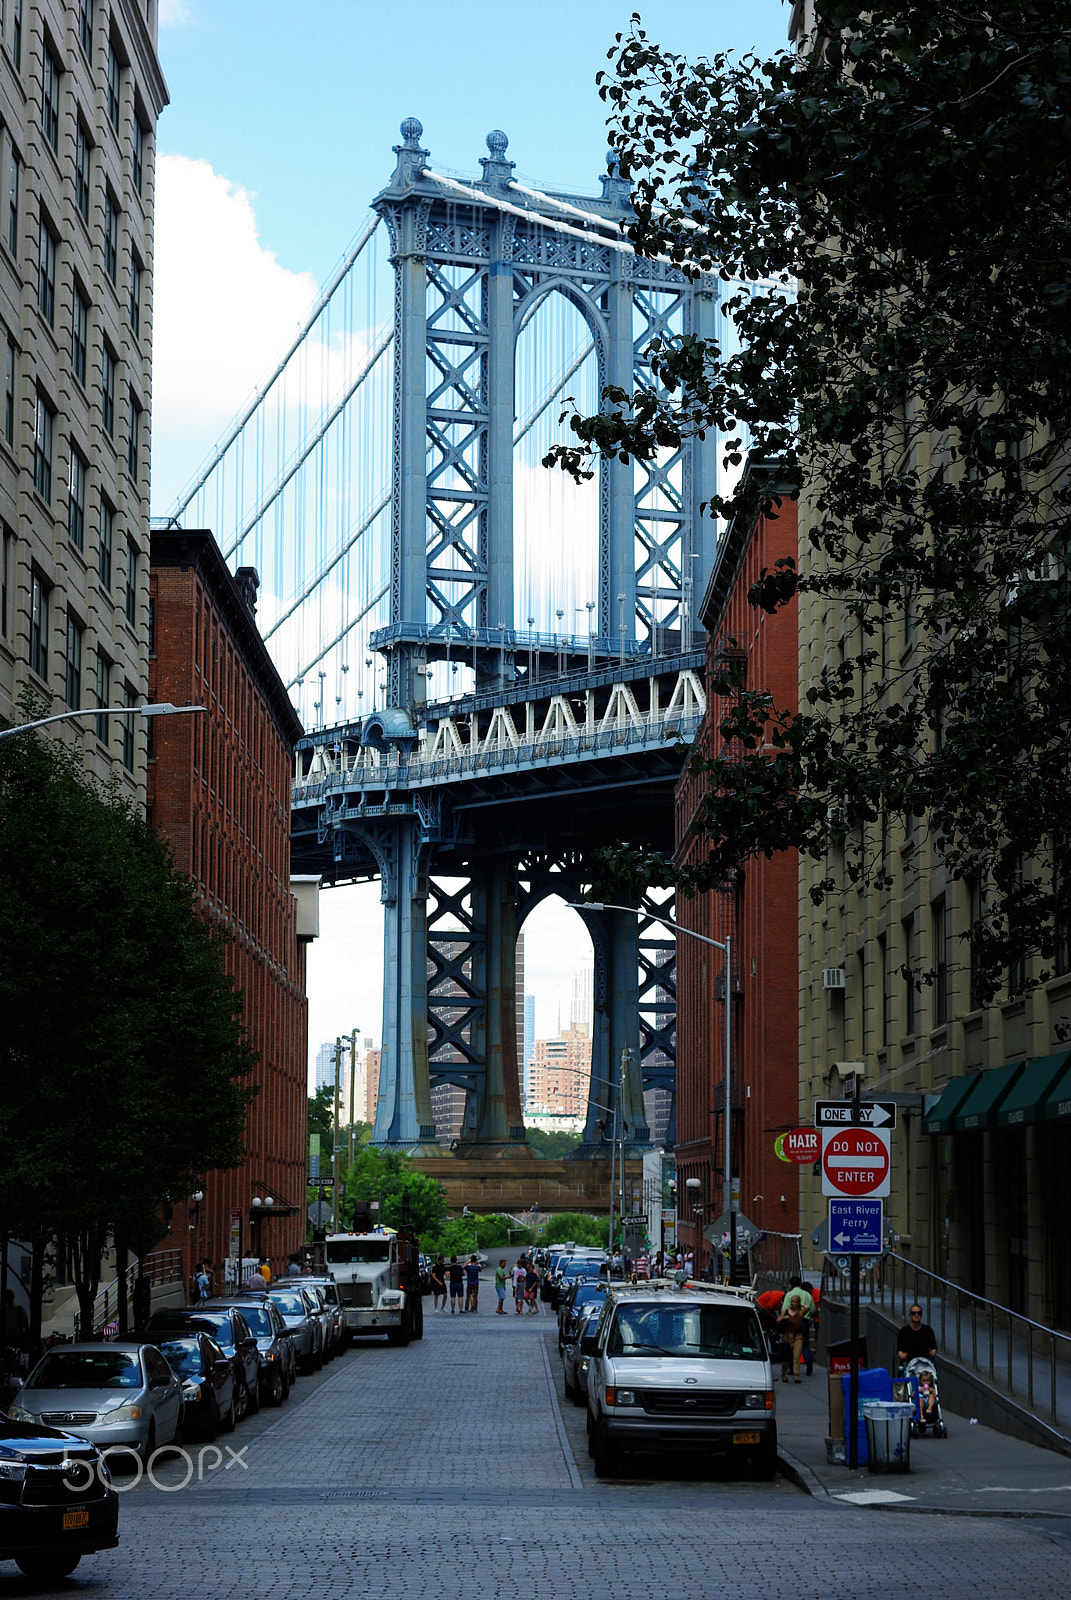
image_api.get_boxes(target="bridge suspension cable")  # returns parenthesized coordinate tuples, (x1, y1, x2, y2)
(168, 213, 383, 524)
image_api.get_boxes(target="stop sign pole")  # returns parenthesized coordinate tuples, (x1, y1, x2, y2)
(847, 1079, 862, 1467)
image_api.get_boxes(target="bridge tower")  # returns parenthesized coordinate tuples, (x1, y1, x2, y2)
(296, 123, 722, 1155)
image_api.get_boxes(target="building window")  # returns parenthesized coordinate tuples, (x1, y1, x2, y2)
(0, 527, 10, 637)
(933, 901, 948, 1025)
(107, 43, 122, 132)
(79, 0, 94, 60)
(879, 934, 889, 1048)
(12, 1, 22, 72)
(75, 124, 91, 222)
(129, 255, 141, 337)
(67, 445, 86, 551)
(903, 916, 916, 1036)
(4, 337, 14, 446)
(7, 147, 18, 257)
(121, 684, 136, 770)
(71, 287, 88, 386)
(124, 538, 137, 625)
(41, 49, 61, 153)
(127, 394, 140, 479)
(37, 215, 56, 326)
(33, 392, 53, 501)
(97, 495, 112, 588)
(64, 613, 82, 708)
(94, 650, 110, 741)
(132, 121, 145, 197)
(101, 344, 115, 436)
(29, 570, 48, 679)
(968, 880, 983, 1011)
(104, 193, 118, 282)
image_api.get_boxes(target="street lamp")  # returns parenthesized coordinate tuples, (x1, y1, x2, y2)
(569, 900, 736, 1282)
(685, 1176, 702, 1275)
(0, 702, 206, 740)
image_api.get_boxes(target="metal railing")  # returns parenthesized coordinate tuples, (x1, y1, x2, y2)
(822, 1254, 1071, 1432)
(87, 1248, 186, 1337)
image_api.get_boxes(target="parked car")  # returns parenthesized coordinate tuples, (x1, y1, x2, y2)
(142, 1306, 261, 1423)
(296, 1278, 345, 1354)
(562, 1302, 601, 1406)
(212, 1296, 293, 1402)
(0, 1412, 119, 1582)
(548, 1254, 607, 1310)
(153, 1333, 236, 1438)
(267, 1286, 324, 1373)
(295, 1284, 335, 1361)
(558, 1280, 609, 1353)
(8, 1343, 183, 1463)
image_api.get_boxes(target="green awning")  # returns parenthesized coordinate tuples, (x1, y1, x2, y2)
(953, 1060, 1026, 1132)
(924, 1073, 983, 1135)
(1040, 1059, 1071, 1122)
(996, 1050, 1071, 1129)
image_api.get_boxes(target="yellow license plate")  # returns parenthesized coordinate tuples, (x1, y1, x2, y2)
(733, 1431, 761, 1445)
(62, 1509, 89, 1531)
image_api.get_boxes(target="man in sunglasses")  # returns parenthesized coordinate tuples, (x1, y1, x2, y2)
(896, 1304, 938, 1365)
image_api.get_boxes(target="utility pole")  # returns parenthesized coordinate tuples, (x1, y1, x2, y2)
(332, 1036, 342, 1234)
(619, 1046, 628, 1254)
(348, 1027, 358, 1165)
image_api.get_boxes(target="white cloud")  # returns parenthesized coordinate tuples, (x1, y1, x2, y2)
(158, 0, 193, 28)
(152, 155, 317, 437)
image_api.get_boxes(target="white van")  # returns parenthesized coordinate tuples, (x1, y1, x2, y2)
(581, 1282, 777, 1479)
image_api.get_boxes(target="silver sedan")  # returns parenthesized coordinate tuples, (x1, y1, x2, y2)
(9, 1342, 183, 1462)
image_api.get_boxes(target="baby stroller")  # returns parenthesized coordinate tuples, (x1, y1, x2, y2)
(901, 1356, 947, 1438)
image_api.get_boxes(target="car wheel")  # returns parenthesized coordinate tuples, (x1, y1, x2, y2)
(413, 1300, 424, 1340)
(221, 1392, 237, 1433)
(16, 1553, 82, 1581)
(586, 1410, 596, 1459)
(234, 1380, 249, 1423)
(267, 1364, 286, 1407)
(313, 1338, 325, 1370)
(246, 1373, 261, 1414)
(564, 1372, 577, 1403)
(169, 1411, 185, 1452)
(139, 1419, 157, 1465)
(593, 1426, 617, 1480)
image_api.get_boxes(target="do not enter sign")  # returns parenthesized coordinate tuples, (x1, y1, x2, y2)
(821, 1126, 891, 1198)
(775, 1128, 820, 1165)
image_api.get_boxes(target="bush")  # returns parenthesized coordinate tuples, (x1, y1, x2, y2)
(540, 1213, 609, 1248)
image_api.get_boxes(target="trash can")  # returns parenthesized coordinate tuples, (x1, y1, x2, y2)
(863, 1401, 913, 1474)
(841, 1367, 893, 1466)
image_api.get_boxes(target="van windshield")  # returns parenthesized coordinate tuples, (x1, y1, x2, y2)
(608, 1304, 765, 1360)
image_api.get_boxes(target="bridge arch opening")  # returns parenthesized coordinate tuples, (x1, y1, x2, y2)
(518, 893, 594, 1138)
(513, 290, 599, 639)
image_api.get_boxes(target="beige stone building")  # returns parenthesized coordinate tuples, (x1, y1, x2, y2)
(527, 1023, 591, 1119)
(0, 1, 167, 792)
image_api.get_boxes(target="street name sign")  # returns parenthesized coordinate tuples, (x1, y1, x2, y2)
(828, 1199, 884, 1254)
(821, 1126, 891, 1197)
(814, 1099, 898, 1129)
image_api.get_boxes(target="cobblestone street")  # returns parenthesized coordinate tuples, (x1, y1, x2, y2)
(6, 1304, 1070, 1598)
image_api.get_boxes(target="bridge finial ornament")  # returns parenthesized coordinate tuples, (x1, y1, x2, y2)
(480, 129, 515, 188)
(400, 117, 424, 146)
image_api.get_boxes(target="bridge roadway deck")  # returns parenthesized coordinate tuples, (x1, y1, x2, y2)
(83, 1278, 1071, 1599)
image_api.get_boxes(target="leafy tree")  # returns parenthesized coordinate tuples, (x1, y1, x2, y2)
(307, 1086, 334, 1147)
(0, 715, 256, 1334)
(541, 1212, 609, 1248)
(526, 1127, 583, 1160)
(548, 3, 1071, 1001)
(343, 1147, 445, 1239)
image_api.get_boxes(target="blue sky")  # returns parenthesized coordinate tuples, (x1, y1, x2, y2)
(149, 0, 794, 1077)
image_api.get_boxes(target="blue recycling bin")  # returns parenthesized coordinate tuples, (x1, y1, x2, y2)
(842, 1367, 893, 1466)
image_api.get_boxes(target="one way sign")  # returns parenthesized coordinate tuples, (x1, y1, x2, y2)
(814, 1099, 898, 1130)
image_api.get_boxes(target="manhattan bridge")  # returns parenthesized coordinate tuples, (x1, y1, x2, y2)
(167, 121, 759, 1161)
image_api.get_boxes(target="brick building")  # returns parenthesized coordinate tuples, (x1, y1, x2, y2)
(674, 463, 800, 1271)
(148, 528, 312, 1282)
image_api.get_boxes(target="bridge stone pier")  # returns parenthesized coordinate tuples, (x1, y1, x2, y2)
(291, 122, 727, 1158)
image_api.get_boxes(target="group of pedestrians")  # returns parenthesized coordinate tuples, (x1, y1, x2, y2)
(429, 1254, 482, 1313)
(498, 1256, 541, 1315)
(756, 1277, 821, 1382)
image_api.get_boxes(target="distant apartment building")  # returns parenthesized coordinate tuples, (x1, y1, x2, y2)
(527, 1023, 591, 1118)
(570, 958, 594, 1033)
(314, 1040, 336, 1091)
(148, 529, 313, 1278)
(523, 992, 535, 1106)
(0, 2, 167, 793)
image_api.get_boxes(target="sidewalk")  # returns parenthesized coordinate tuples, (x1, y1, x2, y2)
(776, 1363, 1071, 1517)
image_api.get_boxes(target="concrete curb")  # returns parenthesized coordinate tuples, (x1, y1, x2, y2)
(776, 1444, 831, 1499)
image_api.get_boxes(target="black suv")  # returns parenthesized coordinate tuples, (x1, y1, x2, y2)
(0, 1412, 118, 1583)
(141, 1306, 261, 1423)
